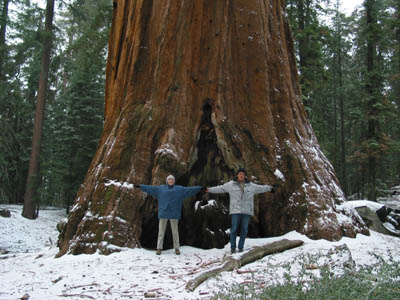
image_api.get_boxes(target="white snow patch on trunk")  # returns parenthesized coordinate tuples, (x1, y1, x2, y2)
(274, 169, 285, 181)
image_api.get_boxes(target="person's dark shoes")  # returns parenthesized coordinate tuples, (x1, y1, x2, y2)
(175, 249, 181, 255)
(156, 249, 161, 255)
(239, 248, 243, 253)
(231, 248, 236, 254)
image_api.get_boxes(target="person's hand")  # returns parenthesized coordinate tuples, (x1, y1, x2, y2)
(271, 184, 280, 193)
(201, 186, 208, 193)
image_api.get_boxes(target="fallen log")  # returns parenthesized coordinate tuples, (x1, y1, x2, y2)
(58, 294, 95, 299)
(185, 239, 304, 291)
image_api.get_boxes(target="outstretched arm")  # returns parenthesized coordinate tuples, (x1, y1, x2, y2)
(253, 183, 272, 194)
(208, 182, 229, 194)
(138, 184, 160, 198)
(252, 183, 280, 194)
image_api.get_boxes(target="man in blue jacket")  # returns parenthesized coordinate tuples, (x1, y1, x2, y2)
(136, 175, 202, 255)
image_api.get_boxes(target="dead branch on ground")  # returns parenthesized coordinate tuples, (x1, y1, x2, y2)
(58, 294, 95, 299)
(185, 239, 304, 291)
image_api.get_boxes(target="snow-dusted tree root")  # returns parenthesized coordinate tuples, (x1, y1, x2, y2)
(185, 239, 304, 291)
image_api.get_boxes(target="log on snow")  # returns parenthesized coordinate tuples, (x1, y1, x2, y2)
(186, 239, 304, 291)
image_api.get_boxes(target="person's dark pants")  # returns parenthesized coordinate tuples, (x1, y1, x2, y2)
(230, 213, 251, 250)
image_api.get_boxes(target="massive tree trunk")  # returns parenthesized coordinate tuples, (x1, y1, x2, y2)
(57, 0, 368, 256)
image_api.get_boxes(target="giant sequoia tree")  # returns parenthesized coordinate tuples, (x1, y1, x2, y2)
(57, 0, 368, 256)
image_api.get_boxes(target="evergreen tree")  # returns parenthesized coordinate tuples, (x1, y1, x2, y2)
(23, 0, 55, 219)
(40, 0, 111, 211)
(286, 0, 327, 110)
(348, 0, 393, 200)
(384, 0, 400, 185)
(0, 0, 43, 204)
(321, 1, 355, 195)
(287, 0, 398, 198)
(0, 0, 10, 80)
(286, 0, 352, 194)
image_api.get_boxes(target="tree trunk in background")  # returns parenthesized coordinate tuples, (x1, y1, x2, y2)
(365, 0, 379, 202)
(335, 6, 347, 196)
(0, 0, 9, 80)
(339, 54, 347, 195)
(22, 0, 55, 219)
(57, 0, 368, 256)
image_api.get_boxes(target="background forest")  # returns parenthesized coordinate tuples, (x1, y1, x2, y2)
(0, 0, 399, 213)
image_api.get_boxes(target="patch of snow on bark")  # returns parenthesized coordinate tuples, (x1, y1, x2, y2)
(104, 179, 134, 190)
(70, 200, 80, 213)
(115, 217, 127, 224)
(106, 136, 116, 157)
(274, 169, 285, 181)
(335, 201, 367, 225)
(155, 143, 179, 159)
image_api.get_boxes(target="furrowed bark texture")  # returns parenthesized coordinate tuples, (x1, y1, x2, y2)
(57, 0, 368, 256)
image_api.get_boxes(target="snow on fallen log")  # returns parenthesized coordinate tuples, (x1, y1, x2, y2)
(185, 239, 304, 291)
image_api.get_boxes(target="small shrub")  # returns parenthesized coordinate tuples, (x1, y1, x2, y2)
(210, 259, 400, 300)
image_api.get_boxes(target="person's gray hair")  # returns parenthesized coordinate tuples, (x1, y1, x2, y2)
(166, 175, 175, 184)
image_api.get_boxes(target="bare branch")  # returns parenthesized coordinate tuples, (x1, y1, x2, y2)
(185, 239, 304, 291)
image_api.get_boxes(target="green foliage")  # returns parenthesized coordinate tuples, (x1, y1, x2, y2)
(210, 259, 400, 300)
(286, 0, 328, 108)
(344, 0, 399, 196)
(0, 0, 398, 208)
(0, 0, 111, 208)
(286, 0, 400, 197)
(0, 0, 43, 204)
(39, 0, 111, 208)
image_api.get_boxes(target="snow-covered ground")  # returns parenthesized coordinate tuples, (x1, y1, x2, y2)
(1, 203, 400, 300)
(0, 206, 64, 254)
(379, 193, 400, 210)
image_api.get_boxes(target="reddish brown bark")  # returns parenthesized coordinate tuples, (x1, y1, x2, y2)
(22, 0, 55, 219)
(57, 0, 368, 256)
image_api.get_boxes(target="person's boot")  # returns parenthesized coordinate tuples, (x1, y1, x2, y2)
(239, 248, 244, 253)
(175, 249, 181, 255)
(231, 248, 236, 254)
(156, 249, 162, 255)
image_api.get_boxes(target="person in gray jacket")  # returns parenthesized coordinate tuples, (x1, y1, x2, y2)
(207, 168, 279, 253)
